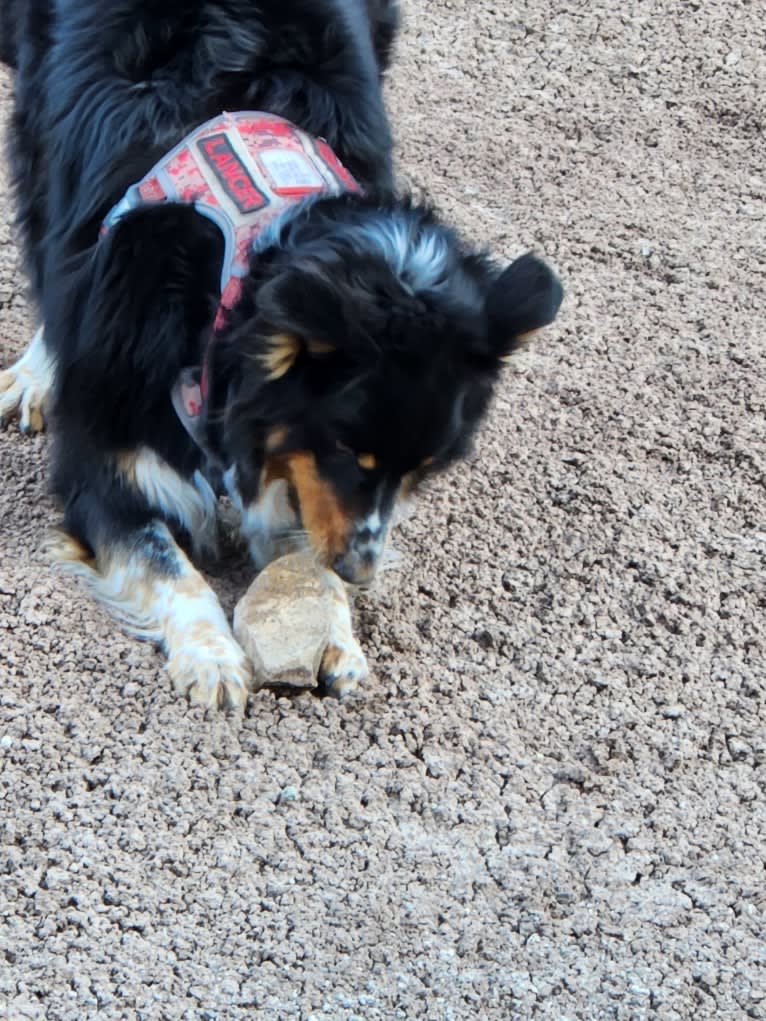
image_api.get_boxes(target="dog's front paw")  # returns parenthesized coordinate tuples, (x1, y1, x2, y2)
(167, 639, 253, 710)
(0, 328, 54, 434)
(319, 637, 369, 698)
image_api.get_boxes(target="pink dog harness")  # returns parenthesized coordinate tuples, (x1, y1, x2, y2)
(102, 111, 360, 418)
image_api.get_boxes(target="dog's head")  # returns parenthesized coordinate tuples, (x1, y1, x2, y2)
(221, 199, 562, 583)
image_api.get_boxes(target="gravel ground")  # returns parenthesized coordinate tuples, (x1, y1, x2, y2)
(1, 1, 765, 1019)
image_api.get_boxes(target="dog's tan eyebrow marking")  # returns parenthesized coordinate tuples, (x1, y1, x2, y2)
(357, 453, 377, 470)
(261, 333, 301, 380)
(421, 455, 435, 468)
(261, 335, 336, 378)
(266, 425, 289, 452)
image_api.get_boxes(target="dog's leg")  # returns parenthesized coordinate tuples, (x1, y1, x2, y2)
(50, 522, 253, 710)
(0, 325, 54, 433)
(318, 569, 369, 698)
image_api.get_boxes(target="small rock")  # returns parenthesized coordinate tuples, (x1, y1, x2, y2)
(277, 785, 300, 804)
(726, 735, 751, 760)
(662, 704, 684, 719)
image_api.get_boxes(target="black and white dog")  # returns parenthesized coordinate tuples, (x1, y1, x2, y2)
(0, 0, 562, 708)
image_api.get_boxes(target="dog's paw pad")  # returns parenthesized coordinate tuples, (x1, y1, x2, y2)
(168, 645, 253, 710)
(319, 639, 369, 698)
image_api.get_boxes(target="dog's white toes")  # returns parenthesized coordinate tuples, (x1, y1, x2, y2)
(0, 367, 46, 433)
(167, 642, 253, 710)
(0, 329, 54, 434)
(319, 638, 369, 698)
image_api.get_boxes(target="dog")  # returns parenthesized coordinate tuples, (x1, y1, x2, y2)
(0, 0, 563, 709)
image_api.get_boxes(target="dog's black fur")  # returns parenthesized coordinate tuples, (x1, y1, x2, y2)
(1, 0, 562, 701)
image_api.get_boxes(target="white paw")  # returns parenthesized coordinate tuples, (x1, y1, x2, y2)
(167, 640, 253, 710)
(0, 328, 54, 434)
(319, 637, 369, 698)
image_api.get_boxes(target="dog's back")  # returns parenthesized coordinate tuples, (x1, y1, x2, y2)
(8, 0, 398, 303)
(0, 0, 398, 71)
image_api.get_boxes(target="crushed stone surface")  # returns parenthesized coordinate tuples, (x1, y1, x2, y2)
(1, 1, 765, 1018)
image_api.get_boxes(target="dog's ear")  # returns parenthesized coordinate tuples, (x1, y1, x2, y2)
(485, 253, 563, 361)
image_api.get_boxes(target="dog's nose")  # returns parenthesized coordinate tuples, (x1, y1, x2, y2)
(332, 552, 376, 586)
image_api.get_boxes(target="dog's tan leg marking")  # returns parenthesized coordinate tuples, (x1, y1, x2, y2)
(318, 569, 368, 697)
(115, 448, 218, 558)
(47, 523, 252, 710)
(0, 326, 54, 434)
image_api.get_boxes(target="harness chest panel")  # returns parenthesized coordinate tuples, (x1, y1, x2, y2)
(103, 111, 360, 328)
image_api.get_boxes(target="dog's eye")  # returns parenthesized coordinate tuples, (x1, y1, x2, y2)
(336, 442, 377, 471)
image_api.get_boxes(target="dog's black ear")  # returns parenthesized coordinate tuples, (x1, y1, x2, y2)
(485, 253, 563, 360)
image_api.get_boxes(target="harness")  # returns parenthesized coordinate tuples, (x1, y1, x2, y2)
(102, 111, 360, 429)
